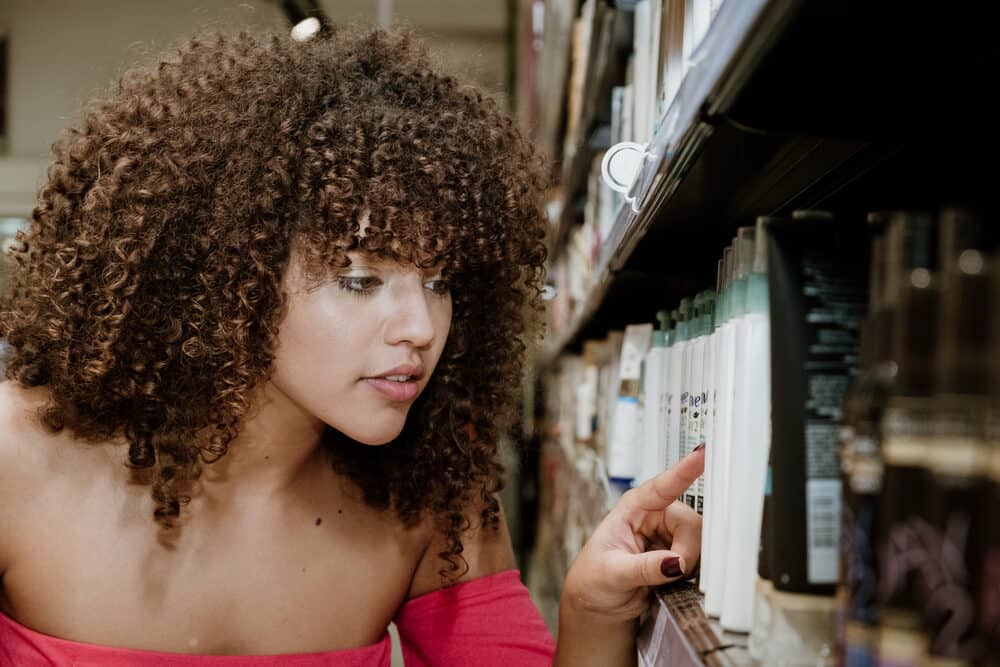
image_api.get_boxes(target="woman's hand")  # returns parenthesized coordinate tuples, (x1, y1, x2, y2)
(554, 446, 705, 666)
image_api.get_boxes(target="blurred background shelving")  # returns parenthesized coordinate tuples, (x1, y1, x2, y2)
(516, 0, 998, 661)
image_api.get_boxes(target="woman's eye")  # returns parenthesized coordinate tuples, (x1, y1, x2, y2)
(425, 279, 451, 296)
(337, 276, 381, 296)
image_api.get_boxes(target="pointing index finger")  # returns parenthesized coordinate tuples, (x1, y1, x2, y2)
(621, 445, 705, 515)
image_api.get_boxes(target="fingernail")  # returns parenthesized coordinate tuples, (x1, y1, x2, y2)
(660, 556, 683, 578)
(693, 443, 705, 452)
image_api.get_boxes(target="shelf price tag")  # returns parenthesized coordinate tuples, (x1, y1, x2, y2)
(601, 141, 649, 213)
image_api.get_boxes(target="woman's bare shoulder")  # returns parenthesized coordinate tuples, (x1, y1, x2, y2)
(0, 381, 123, 500)
(0, 380, 55, 471)
(0, 381, 56, 573)
(405, 496, 516, 600)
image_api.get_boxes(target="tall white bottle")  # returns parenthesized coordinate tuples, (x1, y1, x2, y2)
(664, 308, 684, 470)
(684, 293, 707, 512)
(638, 312, 670, 483)
(699, 275, 721, 595)
(721, 225, 769, 633)
(705, 245, 737, 617)
(675, 297, 695, 509)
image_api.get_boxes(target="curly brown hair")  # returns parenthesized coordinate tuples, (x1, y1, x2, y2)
(0, 27, 548, 581)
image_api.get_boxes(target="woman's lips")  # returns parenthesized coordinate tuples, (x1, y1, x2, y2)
(363, 377, 420, 402)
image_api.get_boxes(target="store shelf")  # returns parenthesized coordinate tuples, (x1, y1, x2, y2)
(539, 0, 796, 367)
(625, 0, 790, 218)
(548, 0, 783, 258)
(539, 260, 609, 366)
(547, 3, 627, 255)
(535, 439, 615, 585)
(538, 0, 998, 368)
(539, 269, 704, 367)
(539, 0, 794, 367)
(639, 584, 753, 667)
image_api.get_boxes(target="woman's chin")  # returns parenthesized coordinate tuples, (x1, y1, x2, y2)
(340, 423, 405, 446)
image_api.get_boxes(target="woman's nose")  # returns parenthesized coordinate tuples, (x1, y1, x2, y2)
(384, 285, 436, 349)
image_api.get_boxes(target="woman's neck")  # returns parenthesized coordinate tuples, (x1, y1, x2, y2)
(196, 381, 328, 505)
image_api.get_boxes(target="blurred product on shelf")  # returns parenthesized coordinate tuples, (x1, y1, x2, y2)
(875, 210, 998, 666)
(636, 310, 671, 484)
(876, 211, 940, 665)
(609, 323, 653, 482)
(756, 212, 870, 663)
(833, 212, 892, 667)
(922, 210, 993, 663)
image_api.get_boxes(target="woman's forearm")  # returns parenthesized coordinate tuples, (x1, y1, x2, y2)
(554, 600, 638, 667)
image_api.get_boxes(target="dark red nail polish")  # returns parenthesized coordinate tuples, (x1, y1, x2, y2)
(693, 443, 705, 452)
(660, 556, 683, 578)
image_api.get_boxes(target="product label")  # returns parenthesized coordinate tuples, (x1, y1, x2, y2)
(807, 421, 841, 478)
(658, 365, 671, 469)
(686, 338, 706, 514)
(678, 386, 691, 509)
(806, 373, 851, 421)
(797, 251, 865, 589)
(807, 479, 841, 584)
(608, 397, 639, 480)
(678, 390, 689, 455)
(619, 324, 653, 380)
(686, 388, 707, 513)
(807, 419, 841, 585)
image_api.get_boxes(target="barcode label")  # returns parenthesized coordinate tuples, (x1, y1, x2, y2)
(807, 479, 841, 584)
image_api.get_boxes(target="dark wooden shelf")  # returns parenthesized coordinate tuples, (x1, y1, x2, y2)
(639, 583, 754, 667)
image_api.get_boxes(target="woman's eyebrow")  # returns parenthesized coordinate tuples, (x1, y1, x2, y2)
(334, 260, 376, 271)
(342, 252, 382, 269)
(343, 251, 443, 274)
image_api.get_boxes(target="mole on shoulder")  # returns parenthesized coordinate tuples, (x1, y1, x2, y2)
(337, 509, 343, 514)
(315, 517, 322, 526)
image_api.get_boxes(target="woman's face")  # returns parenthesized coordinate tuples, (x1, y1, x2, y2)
(269, 248, 453, 445)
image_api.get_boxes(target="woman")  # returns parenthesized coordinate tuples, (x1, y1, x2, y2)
(0, 27, 703, 666)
